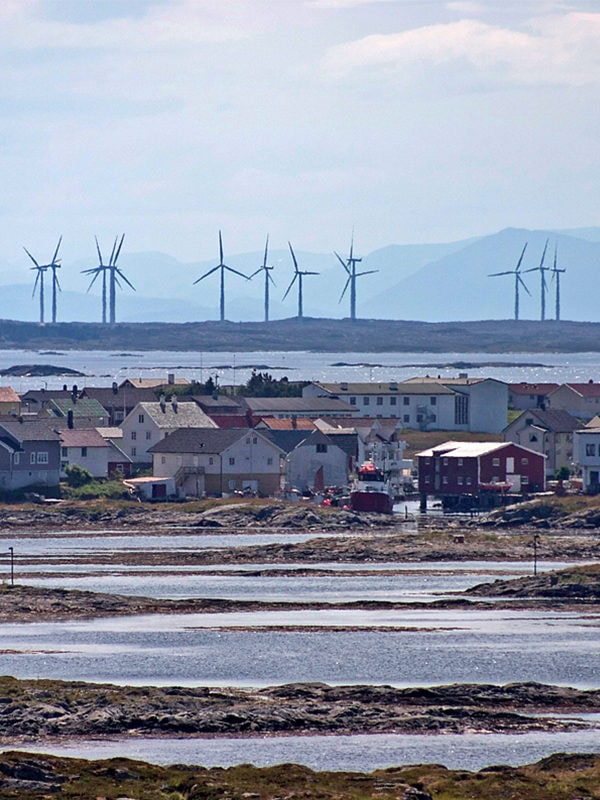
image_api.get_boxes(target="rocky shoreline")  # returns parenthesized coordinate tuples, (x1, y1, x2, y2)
(0, 677, 596, 741)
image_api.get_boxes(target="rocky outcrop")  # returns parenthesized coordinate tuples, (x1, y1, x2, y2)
(0, 677, 596, 741)
(467, 564, 600, 600)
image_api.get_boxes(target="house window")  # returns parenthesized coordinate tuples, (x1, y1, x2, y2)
(403, 414, 410, 423)
(131, 447, 137, 456)
(138, 414, 144, 423)
(425, 458, 431, 465)
(316, 443, 327, 453)
(442, 476, 448, 484)
(81, 447, 87, 457)
(350, 397, 356, 405)
(390, 396, 397, 406)
(161, 456, 166, 464)
(455, 394, 469, 425)
(442, 457, 448, 465)
(466, 477, 472, 485)
(363, 397, 370, 406)
(492, 457, 500, 467)
(229, 457, 235, 465)
(403, 397, 410, 406)
(457, 476, 463, 485)
(430, 396, 437, 405)
(521, 475, 529, 484)
(30, 452, 36, 464)
(61, 447, 68, 458)
(526, 417, 534, 425)
(131, 431, 137, 440)
(430, 414, 437, 422)
(267, 457, 273, 465)
(37, 452, 48, 464)
(417, 414, 423, 422)
(376, 397, 383, 406)
(424, 475, 430, 483)
(521, 457, 528, 465)
(530, 434, 538, 442)
(457, 458, 463, 466)
(145, 431, 152, 440)
(13, 452, 19, 465)
(209, 457, 214, 465)
(246, 437, 251, 444)
(586, 443, 596, 457)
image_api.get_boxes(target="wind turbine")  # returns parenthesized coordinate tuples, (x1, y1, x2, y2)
(249, 235, 275, 322)
(82, 234, 134, 325)
(524, 238, 551, 321)
(282, 242, 319, 319)
(334, 235, 378, 321)
(488, 242, 530, 320)
(550, 243, 566, 321)
(193, 231, 248, 322)
(23, 237, 62, 324)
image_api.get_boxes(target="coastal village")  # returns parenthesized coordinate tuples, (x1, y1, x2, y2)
(2, 370, 600, 508)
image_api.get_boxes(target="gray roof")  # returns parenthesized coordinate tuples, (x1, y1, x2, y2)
(507, 409, 582, 433)
(263, 429, 348, 454)
(310, 381, 455, 396)
(0, 416, 61, 443)
(148, 427, 283, 455)
(48, 397, 109, 418)
(244, 397, 356, 412)
(135, 401, 217, 430)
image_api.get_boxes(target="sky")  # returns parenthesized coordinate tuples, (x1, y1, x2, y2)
(1, 0, 600, 266)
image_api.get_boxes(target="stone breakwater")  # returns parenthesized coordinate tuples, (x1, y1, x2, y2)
(0, 677, 597, 741)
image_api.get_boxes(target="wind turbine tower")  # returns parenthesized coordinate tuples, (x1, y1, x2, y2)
(525, 239, 551, 321)
(282, 242, 319, 319)
(193, 231, 248, 322)
(249, 235, 275, 322)
(23, 237, 62, 324)
(550, 243, 566, 321)
(82, 235, 134, 325)
(334, 235, 378, 321)
(488, 242, 530, 320)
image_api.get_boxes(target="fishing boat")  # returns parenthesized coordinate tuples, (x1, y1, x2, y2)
(350, 460, 394, 514)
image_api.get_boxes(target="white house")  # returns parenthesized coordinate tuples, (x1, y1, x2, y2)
(264, 429, 350, 492)
(121, 398, 217, 464)
(148, 427, 285, 497)
(59, 428, 132, 478)
(573, 424, 600, 491)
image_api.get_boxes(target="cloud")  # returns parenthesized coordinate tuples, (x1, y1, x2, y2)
(307, 0, 399, 7)
(323, 12, 600, 86)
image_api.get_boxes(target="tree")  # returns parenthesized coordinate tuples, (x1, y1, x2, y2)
(64, 464, 94, 488)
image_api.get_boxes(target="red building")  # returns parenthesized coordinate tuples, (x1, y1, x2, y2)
(416, 441, 545, 501)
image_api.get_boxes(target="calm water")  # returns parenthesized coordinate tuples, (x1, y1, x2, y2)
(5, 349, 600, 391)
(10, 729, 600, 772)
(1, 607, 597, 688)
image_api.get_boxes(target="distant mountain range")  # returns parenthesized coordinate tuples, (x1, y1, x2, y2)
(0, 226, 596, 323)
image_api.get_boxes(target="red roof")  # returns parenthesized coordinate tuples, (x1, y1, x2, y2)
(0, 387, 19, 403)
(209, 414, 254, 429)
(508, 383, 559, 395)
(258, 417, 317, 430)
(564, 383, 600, 398)
(59, 429, 108, 448)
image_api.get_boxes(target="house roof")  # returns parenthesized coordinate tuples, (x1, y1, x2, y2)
(59, 428, 109, 448)
(403, 376, 489, 386)
(82, 386, 160, 405)
(192, 394, 246, 410)
(0, 387, 19, 403)
(48, 398, 109, 418)
(133, 401, 217, 429)
(0, 416, 61, 443)
(310, 381, 455, 396)
(209, 414, 254, 429)
(508, 383, 559, 395)
(96, 427, 124, 439)
(148, 427, 283, 455)
(258, 417, 317, 430)
(416, 440, 543, 459)
(120, 377, 191, 388)
(243, 397, 357, 412)
(506, 409, 582, 433)
(562, 382, 600, 398)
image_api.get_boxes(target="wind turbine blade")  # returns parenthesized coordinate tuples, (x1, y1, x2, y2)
(193, 265, 220, 284)
(23, 247, 40, 268)
(339, 276, 351, 302)
(219, 230, 224, 265)
(515, 242, 528, 271)
(349, 234, 354, 263)
(553, 243, 558, 271)
(517, 275, 531, 296)
(263, 234, 269, 268)
(248, 268, 263, 279)
(86, 272, 101, 292)
(267, 272, 276, 287)
(355, 270, 378, 277)
(224, 265, 249, 280)
(54, 273, 62, 292)
(334, 251, 350, 274)
(32, 271, 40, 297)
(539, 238, 549, 269)
(109, 236, 118, 267)
(52, 236, 62, 264)
(303, 271, 320, 276)
(282, 274, 297, 301)
(288, 242, 298, 272)
(113, 233, 125, 265)
(115, 268, 135, 291)
(95, 236, 103, 265)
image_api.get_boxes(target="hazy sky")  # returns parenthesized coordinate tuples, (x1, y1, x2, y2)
(2, 0, 599, 264)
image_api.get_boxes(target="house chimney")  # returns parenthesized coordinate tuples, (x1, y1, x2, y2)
(67, 409, 74, 429)
(112, 381, 118, 394)
(71, 385, 78, 403)
(291, 415, 297, 429)
(171, 395, 178, 413)
(159, 394, 166, 413)
(63, 384, 67, 392)
(168, 373, 175, 385)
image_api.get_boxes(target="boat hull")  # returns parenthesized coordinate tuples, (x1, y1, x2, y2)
(350, 490, 393, 514)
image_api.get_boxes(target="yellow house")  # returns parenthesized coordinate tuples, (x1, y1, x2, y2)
(0, 387, 20, 415)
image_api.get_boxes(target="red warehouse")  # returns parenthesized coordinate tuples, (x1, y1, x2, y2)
(416, 441, 546, 504)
